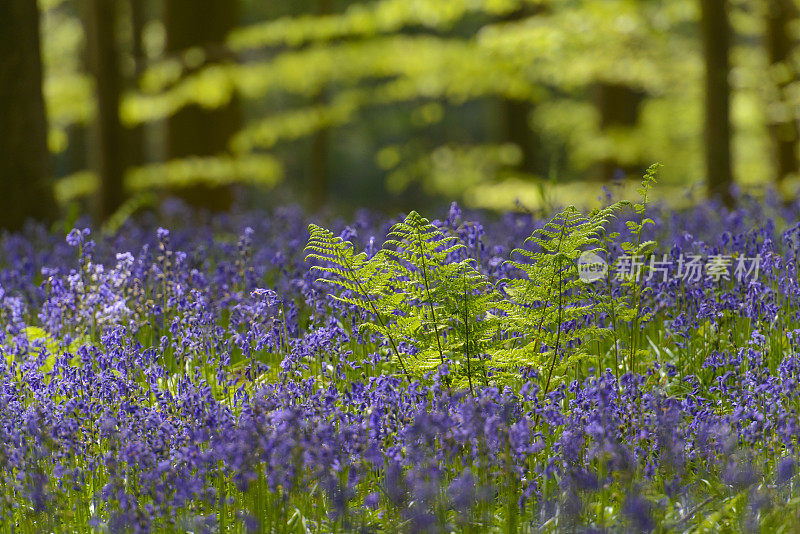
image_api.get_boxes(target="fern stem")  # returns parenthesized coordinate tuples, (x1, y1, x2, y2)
(541, 253, 565, 402)
(588, 285, 603, 377)
(629, 202, 647, 376)
(462, 266, 475, 397)
(335, 247, 412, 382)
(523, 217, 569, 381)
(414, 225, 446, 367)
(540, 220, 569, 401)
(602, 234, 621, 385)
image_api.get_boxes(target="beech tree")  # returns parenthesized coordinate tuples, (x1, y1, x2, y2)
(86, 0, 125, 219)
(43, 0, 800, 213)
(700, 0, 733, 205)
(164, 0, 242, 211)
(0, 0, 55, 230)
(765, 0, 800, 184)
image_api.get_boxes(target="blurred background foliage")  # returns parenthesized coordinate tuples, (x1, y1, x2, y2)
(4, 0, 800, 229)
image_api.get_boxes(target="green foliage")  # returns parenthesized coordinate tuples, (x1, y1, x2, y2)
(5, 327, 87, 382)
(617, 162, 660, 372)
(306, 211, 501, 389)
(228, 0, 531, 50)
(498, 200, 627, 390)
(41, 0, 790, 210)
(382, 143, 523, 197)
(380, 211, 501, 390)
(54, 155, 283, 205)
(306, 188, 640, 391)
(43, 0, 755, 210)
(305, 222, 405, 370)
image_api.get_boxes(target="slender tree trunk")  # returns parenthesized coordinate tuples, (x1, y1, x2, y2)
(594, 82, 646, 180)
(126, 0, 147, 169)
(0, 0, 55, 230)
(66, 125, 89, 176)
(310, 0, 333, 210)
(63, 5, 90, 182)
(500, 7, 541, 175)
(310, 120, 329, 210)
(700, 0, 734, 205)
(164, 0, 241, 211)
(765, 0, 800, 184)
(503, 99, 536, 174)
(87, 0, 126, 219)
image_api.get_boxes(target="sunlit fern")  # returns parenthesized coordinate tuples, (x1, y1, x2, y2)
(306, 211, 500, 388)
(306, 175, 658, 393)
(305, 222, 412, 379)
(497, 201, 627, 394)
(381, 211, 502, 390)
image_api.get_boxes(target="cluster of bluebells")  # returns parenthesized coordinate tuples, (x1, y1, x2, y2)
(2, 193, 800, 531)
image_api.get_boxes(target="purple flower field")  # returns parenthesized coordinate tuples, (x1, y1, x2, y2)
(4, 185, 800, 532)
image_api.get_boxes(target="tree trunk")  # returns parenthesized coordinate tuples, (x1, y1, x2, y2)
(500, 7, 541, 175)
(310, 121, 329, 210)
(0, 0, 55, 230)
(87, 0, 126, 219)
(126, 0, 147, 169)
(164, 0, 241, 211)
(700, 0, 734, 205)
(765, 0, 800, 184)
(593, 82, 646, 181)
(503, 98, 536, 174)
(310, 0, 333, 210)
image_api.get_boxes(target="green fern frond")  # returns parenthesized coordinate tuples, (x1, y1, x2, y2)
(305, 224, 411, 379)
(304, 171, 661, 393)
(498, 200, 628, 393)
(306, 212, 503, 387)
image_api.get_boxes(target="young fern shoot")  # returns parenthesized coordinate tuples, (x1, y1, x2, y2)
(619, 163, 661, 374)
